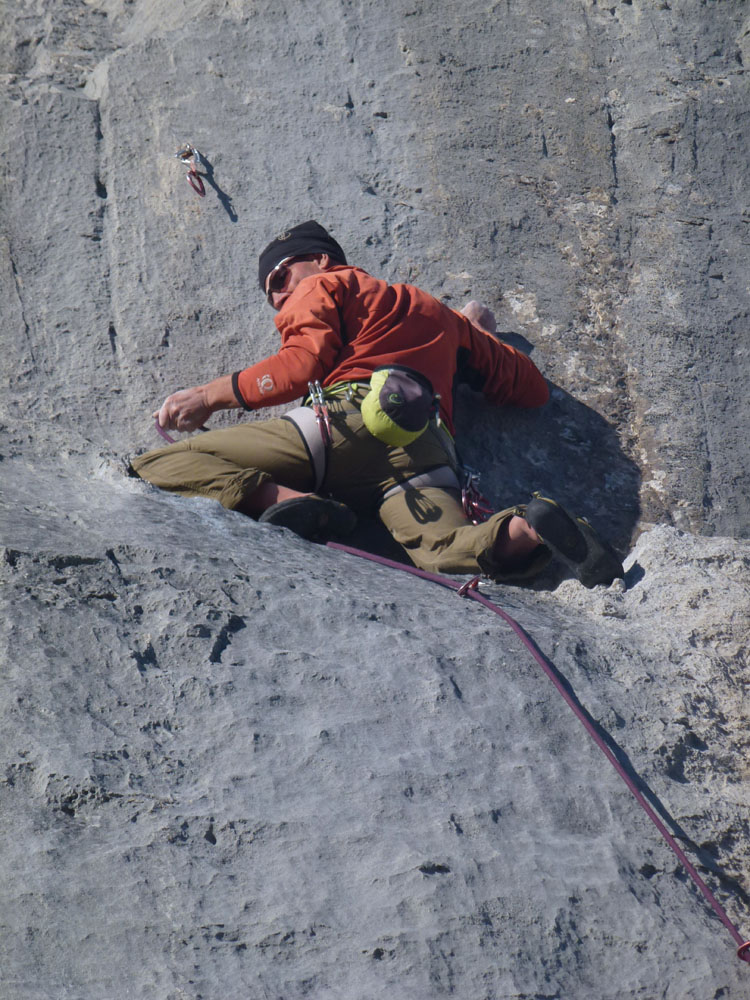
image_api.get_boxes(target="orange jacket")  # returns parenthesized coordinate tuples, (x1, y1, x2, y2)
(235, 266, 548, 433)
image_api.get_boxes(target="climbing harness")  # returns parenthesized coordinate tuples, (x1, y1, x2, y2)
(277, 381, 334, 492)
(283, 380, 489, 521)
(152, 380, 494, 525)
(325, 540, 750, 966)
(282, 406, 329, 494)
(381, 466, 461, 501)
(175, 143, 206, 197)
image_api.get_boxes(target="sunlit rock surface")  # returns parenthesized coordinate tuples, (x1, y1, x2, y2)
(1, 2, 749, 997)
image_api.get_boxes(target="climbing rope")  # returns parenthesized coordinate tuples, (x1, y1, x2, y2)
(144, 415, 748, 960)
(308, 380, 333, 447)
(326, 540, 750, 965)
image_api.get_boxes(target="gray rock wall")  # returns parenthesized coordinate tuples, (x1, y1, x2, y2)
(3, 0, 749, 536)
(1, 2, 749, 998)
(2, 478, 749, 999)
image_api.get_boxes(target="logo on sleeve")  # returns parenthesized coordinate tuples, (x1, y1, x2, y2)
(257, 374, 275, 394)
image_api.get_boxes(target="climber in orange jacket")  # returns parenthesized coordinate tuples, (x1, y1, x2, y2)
(131, 221, 623, 587)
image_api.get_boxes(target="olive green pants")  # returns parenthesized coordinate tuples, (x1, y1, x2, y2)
(131, 400, 547, 581)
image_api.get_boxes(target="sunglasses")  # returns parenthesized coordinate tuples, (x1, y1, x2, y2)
(265, 254, 323, 304)
(265, 256, 296, 303)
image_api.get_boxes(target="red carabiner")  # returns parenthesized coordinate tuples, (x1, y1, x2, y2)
(457, 576, 481, 597)
(308, 380, 332, 447)
(187, 169, 205, 197)
(175, 145, 206, 197)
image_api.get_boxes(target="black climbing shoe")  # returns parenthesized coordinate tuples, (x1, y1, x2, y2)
(259, 495, 357, 543)
(525, 494, 624, 589)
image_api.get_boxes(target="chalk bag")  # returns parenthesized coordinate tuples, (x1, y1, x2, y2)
(360, 366, 436, 447)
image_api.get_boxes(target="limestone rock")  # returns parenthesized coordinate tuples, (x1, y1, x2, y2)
(1, 1, 749, 997)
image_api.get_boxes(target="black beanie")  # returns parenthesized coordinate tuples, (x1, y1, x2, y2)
(258, 220, 347, 290)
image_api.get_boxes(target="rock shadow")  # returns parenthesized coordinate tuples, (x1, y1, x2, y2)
(453, 379, 641, 555)
(523, 642, 750, 915)
(194, 153, 237, 222)
(344, 373, 640, 580)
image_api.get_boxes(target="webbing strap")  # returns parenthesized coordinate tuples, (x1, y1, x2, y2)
(325, 541, 750, 965)
(283, 406, 327, 493)
(381, 465, 461, 501)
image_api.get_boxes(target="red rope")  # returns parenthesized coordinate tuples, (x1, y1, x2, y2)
(326, 541, 750, 964)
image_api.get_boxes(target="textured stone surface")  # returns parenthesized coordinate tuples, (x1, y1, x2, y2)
(1, 467, 749, 998)
(2, 0, 749, 536)
(1, 1, 749, 997)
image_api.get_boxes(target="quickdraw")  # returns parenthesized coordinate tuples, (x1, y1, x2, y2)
(461, 465, 495, 524)
(308, 380, 333, 448)
(175, 144, 206, 197)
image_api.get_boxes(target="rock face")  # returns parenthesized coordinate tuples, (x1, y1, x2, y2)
(1, 2, 749, 998)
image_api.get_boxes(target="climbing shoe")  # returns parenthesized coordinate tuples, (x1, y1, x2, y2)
(525, 493, 624, 589)
(259, 495, 357, 543)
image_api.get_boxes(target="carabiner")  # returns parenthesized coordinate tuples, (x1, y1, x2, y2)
(308, 380, 332, 447)
(175, 144, 206, 197)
